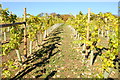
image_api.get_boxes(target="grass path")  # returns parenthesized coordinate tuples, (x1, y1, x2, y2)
(43, 24, 82, 78)
(40, 24, 92, 78)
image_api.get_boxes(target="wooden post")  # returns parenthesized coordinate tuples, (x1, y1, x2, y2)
(15, 49, 22, 63)
(43, 30, 47, 38)
(35, 34, 39, 48)
(4, 32, 6, 41)
(101, 28, 104, 37)
(80, 36, 82, 40)
(87, 8, 90, 40)
(0, 28, 2, 34)
(90, 50, 93, 65)
(85, 8, 90, 58)
(30, 41, 32, 54)
(106, 31, 109, 40)
(105, 18, 107, 23)
(46, 29, 48, 37)
(40, 31, 43, 43)
(105, 18, 109, 40)
(82, 43, 86, 51)
(24, 8, 27, 58)
(98, 29, 100, 37)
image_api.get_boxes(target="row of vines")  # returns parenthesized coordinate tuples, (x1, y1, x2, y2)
(1, 7, 64, 78)
(66, 10, 119, 78)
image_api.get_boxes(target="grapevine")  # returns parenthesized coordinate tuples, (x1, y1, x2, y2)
(66, 11, 118, 78)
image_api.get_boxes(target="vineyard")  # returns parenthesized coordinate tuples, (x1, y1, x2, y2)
(0, 6, 119, 79)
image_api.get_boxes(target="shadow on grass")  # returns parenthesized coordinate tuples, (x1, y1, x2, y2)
(44, 71, 57, 80)
(84, 45, 109, 65)
(10, 27, 63, 80)
(92, 47, 109, 65)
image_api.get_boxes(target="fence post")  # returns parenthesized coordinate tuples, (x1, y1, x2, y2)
(24, 8, 27, 58)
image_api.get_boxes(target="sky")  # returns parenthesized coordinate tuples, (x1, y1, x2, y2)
(1, 2, 119, 17)
(1, 0, 120, 2)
